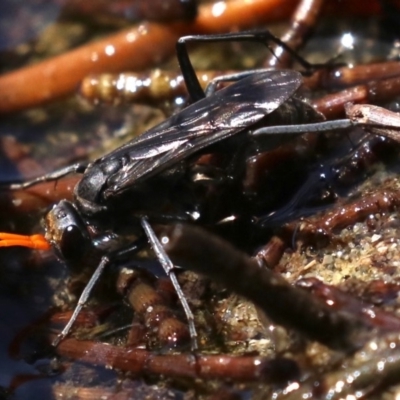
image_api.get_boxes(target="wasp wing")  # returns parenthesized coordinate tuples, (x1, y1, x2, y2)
(104, 70, 302, 195)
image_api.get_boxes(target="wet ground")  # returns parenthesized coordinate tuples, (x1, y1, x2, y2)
(2, 1, 400, 399)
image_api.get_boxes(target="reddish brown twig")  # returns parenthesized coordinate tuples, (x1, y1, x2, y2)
(304, 60, 400, 90)
(161, 223, 371, 351)
(254, 235, 286, 268)
(297, 278, 400, 332)
(0, 0, 291, 115)
(283, 189, 400, 243)
(0, 176, 78, 216)
(264, 0, 325, 68)
(56, 337, 299, 381)
(117, 270, 190, 348)
(1, 0, 399, 114)
(79, 69, 228, 105)
(313, 76, 400, 119)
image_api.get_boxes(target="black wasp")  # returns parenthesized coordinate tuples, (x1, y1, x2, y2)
(0, 32, 349, 350)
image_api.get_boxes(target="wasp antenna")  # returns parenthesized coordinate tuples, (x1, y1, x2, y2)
(0, 233, 51, 250)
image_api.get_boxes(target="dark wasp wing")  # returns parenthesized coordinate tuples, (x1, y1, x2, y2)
(104, 70, 302, 196)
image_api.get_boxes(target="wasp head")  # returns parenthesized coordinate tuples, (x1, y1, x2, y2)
(44, 200, 92, 262)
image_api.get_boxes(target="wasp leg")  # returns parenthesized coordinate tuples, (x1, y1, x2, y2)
(8, 162, 88, 190)
(53, 236, 147, 346)
(141, 218, 198, 351)
(176, 31, 318, 102)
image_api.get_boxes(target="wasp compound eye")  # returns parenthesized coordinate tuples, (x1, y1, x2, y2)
(59, 225, 89, 262)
